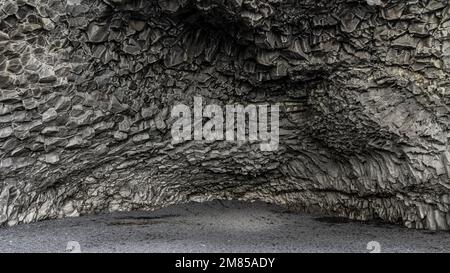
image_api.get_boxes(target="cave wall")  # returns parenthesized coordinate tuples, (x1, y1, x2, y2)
(0, 0, 450, 230)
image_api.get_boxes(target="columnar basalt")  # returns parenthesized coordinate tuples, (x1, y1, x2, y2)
(0, 0, 449, 230)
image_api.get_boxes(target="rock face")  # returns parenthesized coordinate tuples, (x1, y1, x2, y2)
(0, 0, 450, 230)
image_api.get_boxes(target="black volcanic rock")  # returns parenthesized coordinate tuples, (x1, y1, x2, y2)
(0, 0, 449, 230)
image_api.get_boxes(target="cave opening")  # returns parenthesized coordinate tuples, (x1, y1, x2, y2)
(0, 0, 449, 235)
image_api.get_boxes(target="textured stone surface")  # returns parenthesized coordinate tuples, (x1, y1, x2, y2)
(0, 0, 450, 230)
(2, 200, 450, 253)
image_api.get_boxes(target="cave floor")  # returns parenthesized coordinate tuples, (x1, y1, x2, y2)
(1, 200, 449, 253)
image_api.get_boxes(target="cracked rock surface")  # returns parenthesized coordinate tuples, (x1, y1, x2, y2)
(0, 0, 450, 230)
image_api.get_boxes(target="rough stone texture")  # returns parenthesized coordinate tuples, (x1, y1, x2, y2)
(3, 200, 450, 253)
(0, 0, 450, 230)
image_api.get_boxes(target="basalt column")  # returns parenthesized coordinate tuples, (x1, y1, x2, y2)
(0, 0, 450, 230)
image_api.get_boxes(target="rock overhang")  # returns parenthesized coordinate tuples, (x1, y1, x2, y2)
(0, 0, 449, 230)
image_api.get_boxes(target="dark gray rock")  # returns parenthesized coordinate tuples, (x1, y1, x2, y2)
(0, 0, 449, 231)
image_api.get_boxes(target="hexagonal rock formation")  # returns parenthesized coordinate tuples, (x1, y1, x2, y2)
(0, 0, 449, 230)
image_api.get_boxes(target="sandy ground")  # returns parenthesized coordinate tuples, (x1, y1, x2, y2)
(0, 200, 449, 253)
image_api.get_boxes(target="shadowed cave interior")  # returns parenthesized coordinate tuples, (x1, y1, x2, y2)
(0, 0, 450, 231)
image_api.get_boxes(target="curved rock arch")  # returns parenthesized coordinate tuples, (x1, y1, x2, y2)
(0, 0, 449, 230)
